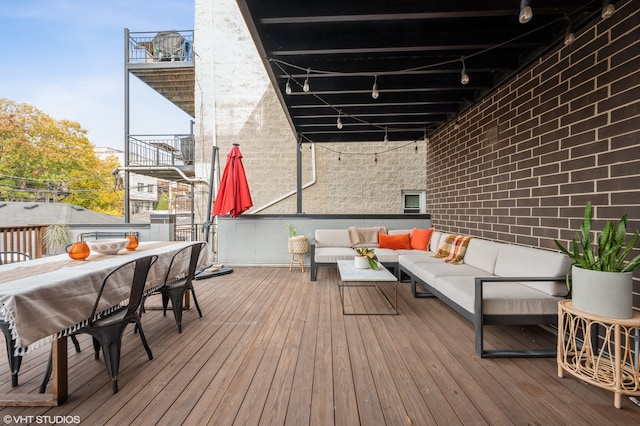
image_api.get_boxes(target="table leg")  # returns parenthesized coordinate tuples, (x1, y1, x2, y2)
(183, 290, 191, 309)
(0, 337, 67, 406)
(51, 336, 68, 404)
(339, 281, 398, 315)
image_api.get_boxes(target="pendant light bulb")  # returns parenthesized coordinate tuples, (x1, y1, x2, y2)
(460, 57, 469, 85)
(602, 1, 615, 19)
(424, 129, 429, 143)
(461, 70, 469, 85)
(519, 0, 533, 24)
(285, 77, 292, 95)
(383, 127, 388, 143)
(564, 30, 575, 46)
(372, 75, 379, 99)
(303, 68, 310, 92)
(336, 112, 343, 130)
(563, 17, 575, 46)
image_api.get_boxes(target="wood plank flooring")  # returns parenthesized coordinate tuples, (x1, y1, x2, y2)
(1, 267, 639, 425)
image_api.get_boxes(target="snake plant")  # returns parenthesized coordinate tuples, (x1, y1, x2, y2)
(554, 201, 640, 277)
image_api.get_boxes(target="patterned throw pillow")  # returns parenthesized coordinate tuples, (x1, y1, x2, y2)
(433, 235, 473, 264)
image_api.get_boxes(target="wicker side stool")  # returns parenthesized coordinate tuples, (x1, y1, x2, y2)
(288, 236, 308, 272)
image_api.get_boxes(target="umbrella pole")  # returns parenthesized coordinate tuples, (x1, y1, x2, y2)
(196, 145, 235, 280)
(204, 146, 218, 243)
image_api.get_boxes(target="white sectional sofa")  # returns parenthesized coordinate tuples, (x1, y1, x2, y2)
(310, 228, 419, 281)
(310, 228, 572, 358)
(399, 230, 572, 358)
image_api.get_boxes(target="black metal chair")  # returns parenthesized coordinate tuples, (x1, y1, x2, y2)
(79, 231, 139, 240)
(0, 321, 81, 389)
(147, 242, 205, 333)
(0, 251, 32, 265)
(40, 254, 158, 394)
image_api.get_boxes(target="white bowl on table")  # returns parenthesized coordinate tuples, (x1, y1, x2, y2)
(87, 238, 129, 255)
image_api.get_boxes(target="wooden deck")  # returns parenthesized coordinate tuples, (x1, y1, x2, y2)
(1, 267, 639, 425)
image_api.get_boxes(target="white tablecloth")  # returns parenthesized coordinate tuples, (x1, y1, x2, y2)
(0, 241, 213, 353)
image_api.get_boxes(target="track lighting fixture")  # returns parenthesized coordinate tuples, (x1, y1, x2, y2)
(383, 127, 388, 143)
(285, 77, 292, 95)
(460, 58, 469, 85)
(519, 0, 533, 24)
(303, 68, 310, 92)
(602, 0, 615, 19)
(336, 111, 343, 129)
(372, 75, 379, 99)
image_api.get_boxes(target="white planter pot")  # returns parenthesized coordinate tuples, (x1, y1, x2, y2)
(354, 255, 370, 269)
(571, 265, 633, 319)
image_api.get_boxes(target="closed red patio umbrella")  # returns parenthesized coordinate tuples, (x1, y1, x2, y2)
(212, 144, 253, 218)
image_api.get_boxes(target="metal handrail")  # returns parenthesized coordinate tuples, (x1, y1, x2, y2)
(127, 30, 194, 64)
(128, 134, 194, 167)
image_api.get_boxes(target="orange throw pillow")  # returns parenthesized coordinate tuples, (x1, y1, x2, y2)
(411, 228, 434, 250)
(378, 232, 412, 250)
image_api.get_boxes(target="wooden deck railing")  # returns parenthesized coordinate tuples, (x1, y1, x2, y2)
(0, 225, 46, 262)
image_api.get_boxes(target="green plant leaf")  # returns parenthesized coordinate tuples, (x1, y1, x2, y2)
(368, 257, 379, 270)
(553, 201, 640, 275)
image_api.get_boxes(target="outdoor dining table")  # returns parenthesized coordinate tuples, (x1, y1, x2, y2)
(0, 241, 213, 406)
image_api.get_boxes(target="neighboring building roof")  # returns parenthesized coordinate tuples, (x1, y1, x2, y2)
(0, 202, 124, 226)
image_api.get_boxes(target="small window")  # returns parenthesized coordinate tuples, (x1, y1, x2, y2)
(137, 183, 144, 192)
(147, 184, 154, 193)
(402, 191, 425, 214)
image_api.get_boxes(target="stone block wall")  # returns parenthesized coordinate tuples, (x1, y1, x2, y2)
(195, 0, 427, 218)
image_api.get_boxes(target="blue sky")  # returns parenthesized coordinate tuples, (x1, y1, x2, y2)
(0, 0, 194, 149)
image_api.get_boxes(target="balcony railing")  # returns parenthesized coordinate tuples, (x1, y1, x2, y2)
(0, 225, 46, 261)
(128, 134, 194, 167)
(127, 30, 194, 64)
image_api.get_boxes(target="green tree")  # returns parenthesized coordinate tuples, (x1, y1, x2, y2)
(0, 98, 124, 215)
(156, 193, 170, 210)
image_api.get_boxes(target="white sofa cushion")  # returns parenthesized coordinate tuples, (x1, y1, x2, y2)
(413, 262, 487, 287)
(388, 229, 413, 235)
(372, 248, 399, 263)
(435, 276, 563, 315)
(314, 247, 356, 263)
(494, 244, 571, 297)
(398, 253, 441, 270)
(463, 238, 501, 274)
(429, 231, 444, 252)
(395, 248, 422, 256)
(315, 229, 351, 248)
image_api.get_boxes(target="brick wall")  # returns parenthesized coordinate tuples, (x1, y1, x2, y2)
(426, 0, 639, 302)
